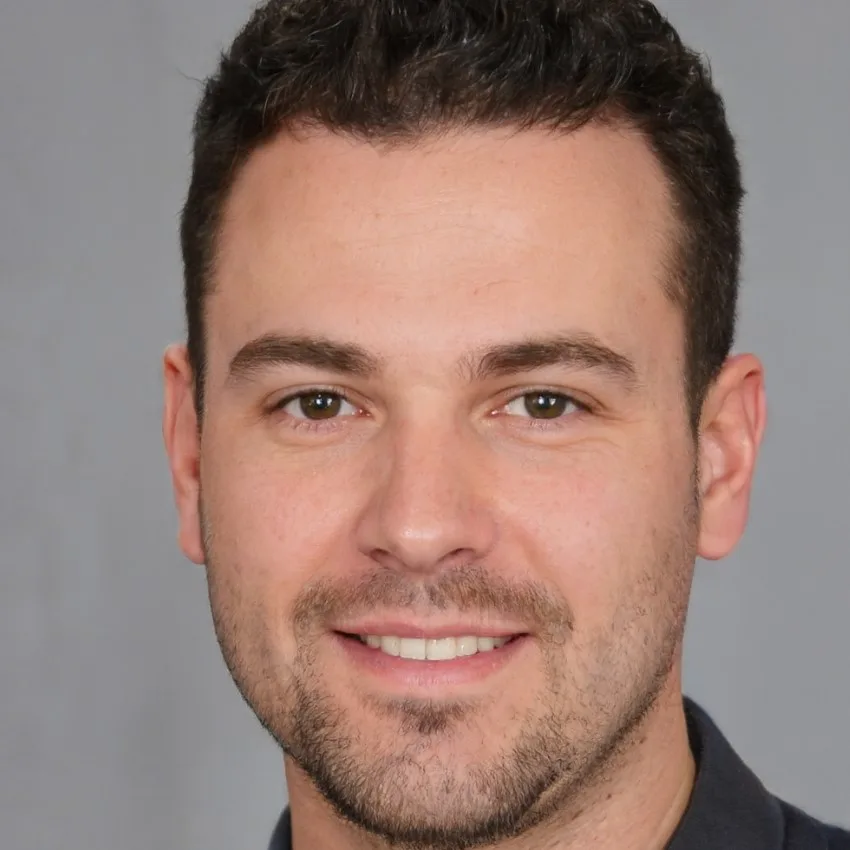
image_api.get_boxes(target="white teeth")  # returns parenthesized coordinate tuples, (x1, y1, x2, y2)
(359, 634, 514, 661)
(426, 638, 456, 660)
(380, 636, 401, 656)
(399, 638, 427, 660)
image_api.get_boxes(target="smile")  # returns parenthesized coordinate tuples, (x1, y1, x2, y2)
(333, 628, 530, 692)
(354, 634, 514, 661)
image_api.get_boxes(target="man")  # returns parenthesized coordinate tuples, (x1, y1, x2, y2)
(162, 1, 848, 848)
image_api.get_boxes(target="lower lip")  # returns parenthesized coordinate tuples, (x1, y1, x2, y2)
(333, 633, 530, 691)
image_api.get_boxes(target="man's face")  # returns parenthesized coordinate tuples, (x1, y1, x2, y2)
(182, 125, 703, 845)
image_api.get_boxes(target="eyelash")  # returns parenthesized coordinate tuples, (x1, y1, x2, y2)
(269, 386, 593, 435)
(269, 387, 359, 434)
(500, 391, 591, 431)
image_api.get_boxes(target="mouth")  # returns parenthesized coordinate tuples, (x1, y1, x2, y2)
(332, 630, 531, 692)
(339, 632, 522, 661)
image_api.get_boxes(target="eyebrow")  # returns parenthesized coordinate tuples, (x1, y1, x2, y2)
(226, 332, 639, 390)
(226, 334, 383, 385)
(464, 334, 640, 388)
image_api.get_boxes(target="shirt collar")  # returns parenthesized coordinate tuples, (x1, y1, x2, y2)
(268, 698, 786, 850)
(667, 698, 784, 849)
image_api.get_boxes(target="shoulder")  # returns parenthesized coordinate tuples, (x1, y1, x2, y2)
(780, 800, 850, 850)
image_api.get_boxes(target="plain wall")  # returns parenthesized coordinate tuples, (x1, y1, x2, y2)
(1, 1, 847, 848)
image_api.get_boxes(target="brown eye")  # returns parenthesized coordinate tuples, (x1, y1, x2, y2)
(300, 392, 341, 419)
(280, 391, 355, 421)
(524, 393, 570, 419)
(503, 392, 580, 420)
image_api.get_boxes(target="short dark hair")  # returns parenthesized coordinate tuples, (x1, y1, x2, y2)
(181, 0, 743, 428)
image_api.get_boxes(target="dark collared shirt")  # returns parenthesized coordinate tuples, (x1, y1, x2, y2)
(268, 699, 849, 849)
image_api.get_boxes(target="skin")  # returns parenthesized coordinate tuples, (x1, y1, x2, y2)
(163, 123, 766, 850)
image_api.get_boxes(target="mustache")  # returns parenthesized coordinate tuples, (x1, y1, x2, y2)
(292, 564, 574, 640)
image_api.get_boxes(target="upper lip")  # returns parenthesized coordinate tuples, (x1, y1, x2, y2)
(333, 621, 529, 639)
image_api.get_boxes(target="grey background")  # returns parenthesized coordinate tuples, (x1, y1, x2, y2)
(1, 1, 847, 848)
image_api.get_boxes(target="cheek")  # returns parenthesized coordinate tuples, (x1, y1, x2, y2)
(496, 437, 693, 622)
(200, 434, 367, 608)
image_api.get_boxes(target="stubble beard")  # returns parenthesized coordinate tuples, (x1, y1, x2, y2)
(201, 490, 698, 850)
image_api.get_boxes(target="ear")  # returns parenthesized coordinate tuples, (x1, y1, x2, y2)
(696, 354, 767, 561)
(162, 344, 205, 565)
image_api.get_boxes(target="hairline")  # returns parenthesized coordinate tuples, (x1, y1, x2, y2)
(192, 113, 694, 418)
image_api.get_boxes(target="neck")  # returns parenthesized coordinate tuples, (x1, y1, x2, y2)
(524, 678, 696, 850)
(286, 674, 695, 850)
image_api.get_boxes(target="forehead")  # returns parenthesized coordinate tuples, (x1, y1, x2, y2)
(210, 123, 680, 378)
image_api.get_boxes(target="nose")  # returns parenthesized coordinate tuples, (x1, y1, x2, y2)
(354, 417, 498, 576)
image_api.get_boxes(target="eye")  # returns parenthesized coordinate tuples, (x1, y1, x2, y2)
(502, 391, 583, 420)
(278, 391, 359, 421)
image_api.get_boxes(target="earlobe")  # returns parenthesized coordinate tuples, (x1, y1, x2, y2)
(162, 344, 205, 565)
(696, 354, 767, 561)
